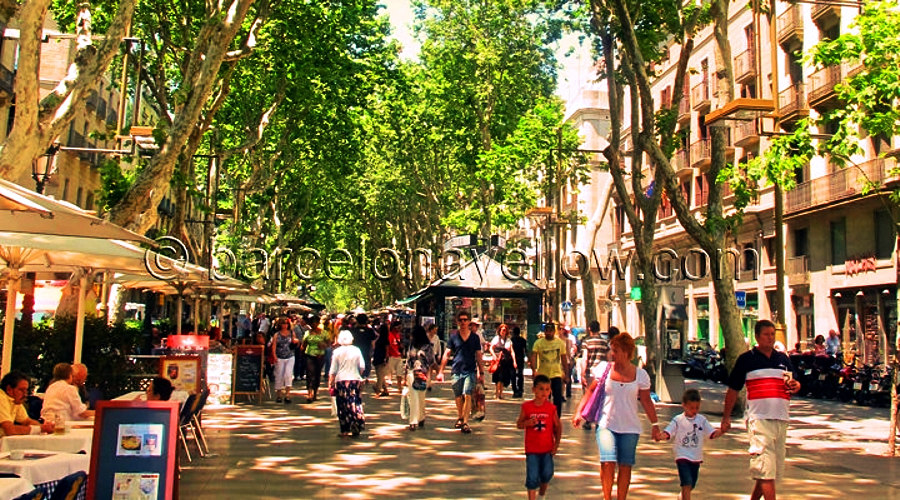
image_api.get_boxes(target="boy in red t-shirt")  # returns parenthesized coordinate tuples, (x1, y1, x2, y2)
(516, 374, 561, 500)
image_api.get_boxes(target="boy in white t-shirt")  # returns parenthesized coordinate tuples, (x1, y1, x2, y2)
(658, 389, 721, 500)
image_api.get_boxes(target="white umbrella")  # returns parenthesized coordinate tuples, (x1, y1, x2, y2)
(1, 178, 156, 375)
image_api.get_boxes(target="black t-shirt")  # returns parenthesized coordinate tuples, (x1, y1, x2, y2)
(511, 336, 527, 364)
(448, 332, 482, 375)
(352, 325, 377, 354)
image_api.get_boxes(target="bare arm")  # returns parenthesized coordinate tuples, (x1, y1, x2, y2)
(638, 388, 661, 441)
(515, 405, 531, 429)
(436, 348, 451, 381)
(476, 349, 484, 379)
(721, 387, 739, 433)
(571, 379, 598, 428)
(551, 409, 562, 454)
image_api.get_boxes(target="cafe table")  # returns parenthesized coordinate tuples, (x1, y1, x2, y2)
(0, 450, 89, 499)
(114, 390, 190, 405)
(0, 476, 35, 499)
(0, 428, 94, 457)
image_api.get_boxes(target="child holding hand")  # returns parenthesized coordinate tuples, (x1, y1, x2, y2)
(516, 374, 561, 500)
(658, 389, 722, 500)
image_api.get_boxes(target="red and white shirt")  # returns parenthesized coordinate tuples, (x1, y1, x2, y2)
(727, 348, 793, 421)
(522, 400, 557, 454)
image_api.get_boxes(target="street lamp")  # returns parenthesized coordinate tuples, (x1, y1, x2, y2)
(31, 143, 60, 194)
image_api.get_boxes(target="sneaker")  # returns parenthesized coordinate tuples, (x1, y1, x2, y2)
(284, 398, 291, 404)
(380, 390, 389, 397)
(418, 419, 426, 428)
(275, 397, 283, 403)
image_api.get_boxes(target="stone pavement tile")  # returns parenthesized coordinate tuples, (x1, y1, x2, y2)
(180, 379, 900, 499)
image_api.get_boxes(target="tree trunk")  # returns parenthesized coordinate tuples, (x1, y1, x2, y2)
(580, 179, 614, 327)
(107, 0, 255, 233)
(0, 0, 135, 180)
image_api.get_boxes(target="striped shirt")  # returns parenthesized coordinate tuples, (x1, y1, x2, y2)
(727, 348, 793, 421)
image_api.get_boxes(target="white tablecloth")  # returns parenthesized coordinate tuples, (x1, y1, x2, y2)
(114, 390, 190, 404)
(0, 477, 35, 499)
(0, 428, 94, 457)
(0, 450, 89, 485)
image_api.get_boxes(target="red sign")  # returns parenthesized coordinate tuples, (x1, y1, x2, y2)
(166, 335, 209, 349)
(845, 256, 877, 276)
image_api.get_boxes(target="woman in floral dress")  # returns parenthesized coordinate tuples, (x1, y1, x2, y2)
(329, 329, 366, 437)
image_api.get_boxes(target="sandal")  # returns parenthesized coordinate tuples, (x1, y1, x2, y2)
(460, 423, 472, 434)
(408, 424, 417, 431)
(418, 419, 426, 428)
(454, 419, 464, 429)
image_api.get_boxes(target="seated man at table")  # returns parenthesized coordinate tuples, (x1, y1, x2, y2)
(1, 371, 55, 436)
(41, 363, 94, 422)
(72, 363, 89, 405)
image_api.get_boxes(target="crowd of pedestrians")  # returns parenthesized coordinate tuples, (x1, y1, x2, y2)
(237, 311, 799, 500)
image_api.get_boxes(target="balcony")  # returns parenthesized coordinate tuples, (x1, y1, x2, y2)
(672, 149, 690, 175)
(778, 83, 808, 123)
(734, 49, 757, 85)
(85, 90, 99, 111)
(0, 64, 14, 99)
(96, 98, 107, 120)
(808, 65, 841, 108)
(690, 139, 710, 168)
(811, 2, 840, 24)
(677, 96, 691, 124)
(733, 118, 760, 148)
(692, 81, 711, 111)
(785, 158, 898, 213)
(777, 5, 804, 47)
(787, 255, 809, 284)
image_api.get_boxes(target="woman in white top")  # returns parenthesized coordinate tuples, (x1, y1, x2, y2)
(573, 332, 661, 500)
(329, 330, 366, 437)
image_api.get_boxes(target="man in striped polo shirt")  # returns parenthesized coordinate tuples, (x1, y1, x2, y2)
(721, 319, 801, 500)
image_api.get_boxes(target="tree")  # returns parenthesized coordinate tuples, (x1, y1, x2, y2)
(0, 0, 135, 181)
(104, 0, 268, 234)
(586, 0, 702, 383)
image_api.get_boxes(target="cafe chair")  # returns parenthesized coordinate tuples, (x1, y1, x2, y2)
(190, 388, 211, 457)
(178, 393, 199, 462)
(25, 395, 43, 421)
(12, 488, 44, 500)
(49, 470, 86, 500)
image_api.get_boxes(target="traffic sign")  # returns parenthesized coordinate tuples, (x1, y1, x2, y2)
(561, 301, 572, 312)
(735, 290, 747, 309)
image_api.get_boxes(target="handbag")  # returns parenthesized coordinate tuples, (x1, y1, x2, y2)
(400, 387, 410, 419)
(580, 362, 613, 423)
(488, 356, 501, 374)
(412, 371, 428, 391)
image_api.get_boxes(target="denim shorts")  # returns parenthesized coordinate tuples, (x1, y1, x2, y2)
(595, 427, 639, 465)
(676, 459, 701, 488)
(525, 453, 554, 489)
(451, 372, 476, 397)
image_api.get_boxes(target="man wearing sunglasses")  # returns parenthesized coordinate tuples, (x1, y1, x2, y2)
(437, 311, 484, 434)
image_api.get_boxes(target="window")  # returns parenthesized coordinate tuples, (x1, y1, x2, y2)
(875, 210, 895, 259)
(830, 219, 846, 265)
(793, 228, 809, 257)
(76, 187, 83, 207)
(62, 179, 70, 201)
(743, 243, 757, 272)
(85, 192, 95, 211)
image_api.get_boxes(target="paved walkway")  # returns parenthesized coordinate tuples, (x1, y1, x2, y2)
(180, 378, 900, 499)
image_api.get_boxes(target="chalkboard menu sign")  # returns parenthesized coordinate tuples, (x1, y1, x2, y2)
(87, 400, 179, 500)
(233, 345, 264, 402)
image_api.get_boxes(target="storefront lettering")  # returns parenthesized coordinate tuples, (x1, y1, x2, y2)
(845, 256, 877, 276)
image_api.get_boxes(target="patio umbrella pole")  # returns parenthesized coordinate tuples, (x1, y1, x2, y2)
(177, 291, 184, 335)
(73, 271, 88, 364)
(2, 276, 20, 376)
(193, 294, 199, 334)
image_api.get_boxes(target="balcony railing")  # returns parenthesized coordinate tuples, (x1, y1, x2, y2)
(778, 83, 808, 121)
(677, 96, 691, 123)
(672, 149, 690, 174)
(785, 158, 897, 213)
(733, 118, 760, 147)
(692, 81, 710, 110)
(690, 139, 711, 168)
(811, 2, 839, 22)
(787, 256, 809, 284)
(777, 5, 804, 46)
(0, 64, 14, 96)
(808, 65, 841, 107)
(734, 49, 757, 85)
